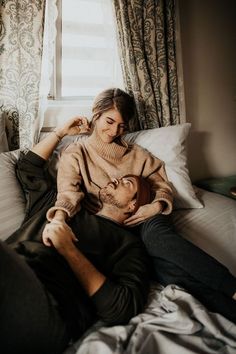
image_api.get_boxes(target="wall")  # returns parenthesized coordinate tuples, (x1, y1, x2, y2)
(178, 0, 236, 181)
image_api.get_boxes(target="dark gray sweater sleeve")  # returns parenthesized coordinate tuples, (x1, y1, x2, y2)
(16, 151, 56, 217)
(90, 242, 151, 325)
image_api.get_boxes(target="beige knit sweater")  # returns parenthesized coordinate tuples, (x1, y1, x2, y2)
(47, 130, 174, 220)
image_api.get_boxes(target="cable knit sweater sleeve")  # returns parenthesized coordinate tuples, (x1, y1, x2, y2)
(47, 143, 85, 220)
(135, 145, 173, 215)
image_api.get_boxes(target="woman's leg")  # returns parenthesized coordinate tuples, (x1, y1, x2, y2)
(139, 214, 236, 298)
(0, 241, 70, 354)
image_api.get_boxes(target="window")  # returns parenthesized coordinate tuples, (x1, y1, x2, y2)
(49, 0, 124, 101)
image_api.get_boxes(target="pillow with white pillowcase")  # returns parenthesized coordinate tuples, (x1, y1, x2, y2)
(0, 150, 26, 241)
(0, 110, 9, 152)
(123, 123, 203, 209)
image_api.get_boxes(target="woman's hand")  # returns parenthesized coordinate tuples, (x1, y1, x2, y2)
(123, 202, 163, 226)
(32, 116, 91, 160)
(42, 220, 78, 255)
(56, 116, 91, 138)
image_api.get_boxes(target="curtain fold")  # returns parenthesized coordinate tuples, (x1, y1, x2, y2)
(0, 0, 46, 150)
(37, 0, 58, 132)
(113, 0, 180, 130)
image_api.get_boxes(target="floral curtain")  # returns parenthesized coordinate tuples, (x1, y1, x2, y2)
(113, 0, 180, 130)
(0, 0, 46, 150)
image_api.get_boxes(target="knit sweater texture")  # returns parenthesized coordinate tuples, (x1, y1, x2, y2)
(47, 130, 174, 220)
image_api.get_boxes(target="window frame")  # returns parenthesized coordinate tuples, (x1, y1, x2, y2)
(48, 0, 123, 102)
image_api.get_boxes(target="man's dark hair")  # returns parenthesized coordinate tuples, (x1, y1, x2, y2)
(124, 175, 152, 214)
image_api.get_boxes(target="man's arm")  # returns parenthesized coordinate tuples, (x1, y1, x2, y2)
(44, 221, 150, 325)
(16, 151, 55, 217)
(44, 221, 106, 296)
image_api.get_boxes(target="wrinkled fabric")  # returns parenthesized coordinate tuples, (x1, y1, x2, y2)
(65, 283, 236, 354)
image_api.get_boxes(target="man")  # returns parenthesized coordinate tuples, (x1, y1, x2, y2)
(1, 147, 151, 354)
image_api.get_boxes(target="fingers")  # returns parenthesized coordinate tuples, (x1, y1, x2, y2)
(71, 233, 79, 242)
(124, 218, 144, 226)
(43, 236, 52, 247)
(42, 225, 53, 247)
(71, 117, 91, 135)
(42, 221, 78, 249)
(124, 214, 145, 226)
(74, 116, 89, 127)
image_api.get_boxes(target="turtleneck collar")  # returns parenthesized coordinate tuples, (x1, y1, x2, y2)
(86, 128, 128, 161)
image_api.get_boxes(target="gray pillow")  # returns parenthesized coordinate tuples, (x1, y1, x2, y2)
(0, 150, 26, 241)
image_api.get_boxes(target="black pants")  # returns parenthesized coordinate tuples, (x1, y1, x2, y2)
(136, 214, 236, 323)
(0, 241, 70, 354)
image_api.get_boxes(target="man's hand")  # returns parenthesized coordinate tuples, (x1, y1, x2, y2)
(42, 221, 78, 255)
(43, 221, 106, 297)
(124, 202, 163, 226)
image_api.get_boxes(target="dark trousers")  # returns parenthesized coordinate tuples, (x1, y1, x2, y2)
(0, 241, 70, 354)
(135, 214, 236, 323)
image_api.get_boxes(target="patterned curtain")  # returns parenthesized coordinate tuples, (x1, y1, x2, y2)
(0, 0, 46, 150)
(113, 0, 180, 130)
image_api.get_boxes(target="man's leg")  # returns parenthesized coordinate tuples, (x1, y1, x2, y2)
(138, 215, 236, 300)
(0, 241, 69, 354)
(153, 256, 236, 323)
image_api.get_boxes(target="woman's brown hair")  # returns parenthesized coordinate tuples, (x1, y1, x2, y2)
(91, 88, 136, 131)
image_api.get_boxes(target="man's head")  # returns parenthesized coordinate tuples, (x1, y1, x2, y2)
(99, 175, 152, 217)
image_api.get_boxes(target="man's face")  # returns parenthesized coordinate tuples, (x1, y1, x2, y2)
(99, 176, 138, 209)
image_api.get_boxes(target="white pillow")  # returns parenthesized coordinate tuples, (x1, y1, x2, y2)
(124, 123, 203, 209)
(0, 150, 26, 241)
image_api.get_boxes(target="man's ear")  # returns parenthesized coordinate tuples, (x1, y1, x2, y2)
(127, 199, 137, 214)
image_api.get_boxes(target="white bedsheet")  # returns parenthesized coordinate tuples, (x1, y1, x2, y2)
(172, 188, 236, 276)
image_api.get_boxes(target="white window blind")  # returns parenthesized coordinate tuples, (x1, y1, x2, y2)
(53, 0, 124, 100)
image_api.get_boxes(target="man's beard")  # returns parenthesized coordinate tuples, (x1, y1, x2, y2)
(99, 188, 126, 209)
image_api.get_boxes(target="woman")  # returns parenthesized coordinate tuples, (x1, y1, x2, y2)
(44, 87, 236, 323)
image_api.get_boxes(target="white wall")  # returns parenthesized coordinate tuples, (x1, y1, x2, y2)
(178, 0, 236, 181)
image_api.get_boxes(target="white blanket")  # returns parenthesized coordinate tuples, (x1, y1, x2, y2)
(65, 283, 236, 354)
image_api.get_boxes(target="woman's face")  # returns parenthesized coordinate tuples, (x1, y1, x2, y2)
(94, 107, 126, 143)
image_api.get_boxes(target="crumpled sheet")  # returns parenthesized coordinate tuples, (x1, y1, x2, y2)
(64, 283, 236, 354)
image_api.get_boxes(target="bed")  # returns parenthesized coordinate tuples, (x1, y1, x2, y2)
(0, 123, 236, 354)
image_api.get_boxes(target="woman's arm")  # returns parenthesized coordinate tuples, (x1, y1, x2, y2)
(46, 145, 85, 222)
(32, 116, 90, 160)
(124, 148, 173, 226)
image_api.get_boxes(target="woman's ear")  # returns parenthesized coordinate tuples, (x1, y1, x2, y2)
(90, 113, 100, 131)
(92, 113, 100, 122)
